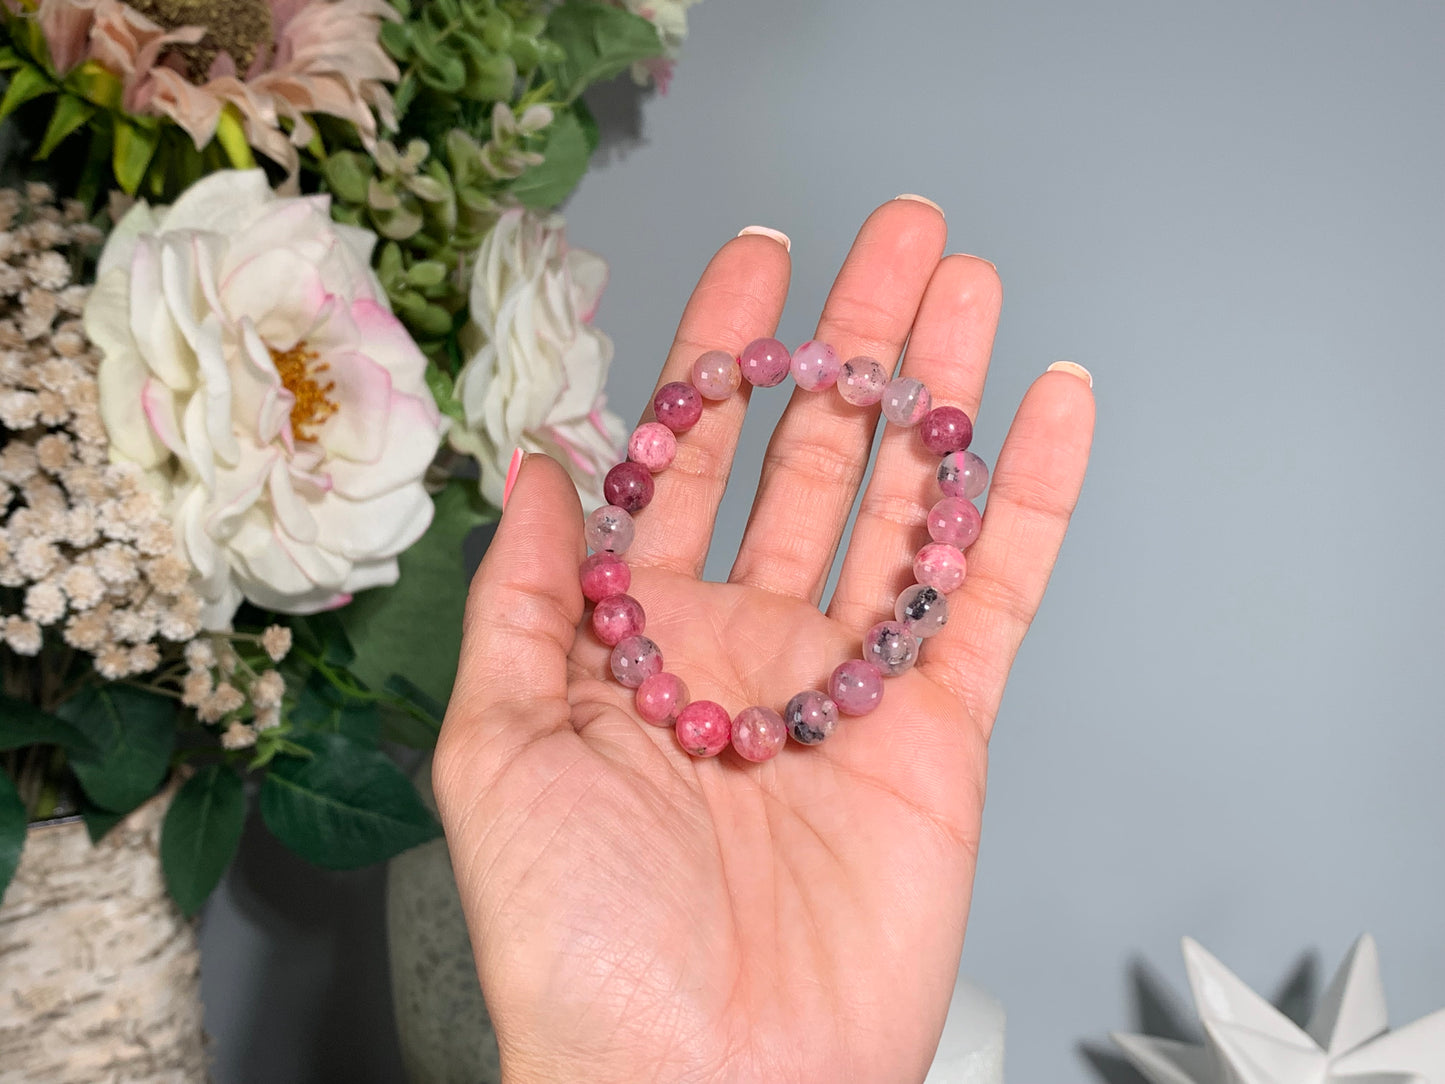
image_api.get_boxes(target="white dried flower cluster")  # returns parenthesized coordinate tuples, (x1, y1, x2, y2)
(180, 627, 292, 750)
(0, 184, 203, 676)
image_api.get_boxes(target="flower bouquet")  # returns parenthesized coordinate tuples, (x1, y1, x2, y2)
(0, 0, 701, 927)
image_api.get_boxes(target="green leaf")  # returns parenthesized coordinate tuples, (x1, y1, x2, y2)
(323, 149, 373, 203)
(292, 611, 356, 668)
(337, 480, 490, 716)
(112, 118, 161, 195)
(0, 770, 25, 903)
(212, 105, 255, 169)
(0, 694, 99, 756)
(542, 1, 663, 101)
(0, 63, 53, 121)
(57, 685, 176, 814)
(81, 801, 126, 844)
(259, 731, 440, 869)
(377, 675, 443, 749)
(509, 108, 591, 210)
(34, 93, 94, 159)
(160, 765, 246, 916)
(423, 359, 465, 424)
(289, 668, 381, 746)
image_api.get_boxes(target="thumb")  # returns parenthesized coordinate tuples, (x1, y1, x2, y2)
(445, 452, 586, 745)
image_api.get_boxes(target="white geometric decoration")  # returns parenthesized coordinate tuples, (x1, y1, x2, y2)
(1114, 935, 1445, 1084)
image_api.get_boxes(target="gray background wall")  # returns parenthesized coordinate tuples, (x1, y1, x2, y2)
(200, 2, 1445, 1080)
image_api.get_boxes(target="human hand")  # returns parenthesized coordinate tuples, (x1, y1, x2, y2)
(434, 197, 1095, 1084)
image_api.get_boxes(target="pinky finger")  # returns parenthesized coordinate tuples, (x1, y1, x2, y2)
(921, 363, 1095, 737)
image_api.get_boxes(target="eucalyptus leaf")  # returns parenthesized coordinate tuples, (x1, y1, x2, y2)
(509, 109, 591, 210)
(160, 764, 246, 916)
(337, 480, 491, 715)
(0, 771, 25, 904)
(57, 684, 176, 814)
(259, 732, 440, 869)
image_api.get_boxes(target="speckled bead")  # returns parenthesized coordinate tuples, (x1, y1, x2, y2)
(784, 690, 838, 745)
(584, 504, 635, 554)
(691, 350, 741, 401)
(676, 700, 731, 757)
(927, 496, 983, 549)
(580, 553, 630, 602)
(609, 634, 662, 689)
(738, 337, 791, 387)
(790, 340, 841, 391)
(628, 422, 677, 472)
(603, 461, 654, 513)
(919, 406, 973, 456)
(653, 381, 704, 433)
(863, 620, 919, 677)
(828, 660, 884, 716)
(881, 377, 932, 426)
(895, 583, 948, 638)
(913, 542, 966, 593)
(592, 593, 646, 646)
(636, 672, 688, 726)
(937, 450, 989, 500)
(837, 356, 889, 406)
(731, 705, 788, 762)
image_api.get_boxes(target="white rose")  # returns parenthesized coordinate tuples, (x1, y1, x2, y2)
(85, 169, 443, 628)
(450, 209, 625, 509)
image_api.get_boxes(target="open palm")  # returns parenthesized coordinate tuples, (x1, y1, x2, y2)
(434, 199, 1095, 1084)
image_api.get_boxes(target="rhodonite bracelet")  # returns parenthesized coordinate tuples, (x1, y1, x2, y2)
(577, 338, 989, 763)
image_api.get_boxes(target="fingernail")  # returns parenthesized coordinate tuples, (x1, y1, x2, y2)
(737, 225, 791, 252)
(895, 193, 945, 217)
(946, 252, 998, 273)
(1047, 360, 1093, 388)
(502, 447, 523, 510)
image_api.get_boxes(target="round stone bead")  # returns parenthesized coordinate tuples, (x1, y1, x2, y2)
(609, 634, 662, 689)
(738, 337, 791, 387)
(628, 422, 677, 472)
(636, 672, 688, 726)
(863, 620, 919, 677)
(584, 504, 635, 554)
(691, 350, 741, 401)
(937, 450, 989, 500)
(828, 660, 884, 716)
(790, 340, 841, 391)
(579, 553, 630, 602)
(653, 381, 703, 433)
(913, 542, 967, 593)
(895, 583, 948, 638)
(919, 406, 973, 456)
(927, 496, 983, 549)
(881, 377, 932, 426)
(603, 461, 654, 513)
(784, 690, 838, 745)
(837, 356, 889, 406)
(676, 700, 731, 757)
(592, 593, 646, 646)
(731, 705, 788, 762)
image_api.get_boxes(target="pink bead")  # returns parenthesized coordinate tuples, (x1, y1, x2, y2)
(603, 461, 654, 513)
(653, 381, 703, 433)
(585, 505, 634, 553)
(636, 672, 688, 726)
(937, 450, 989, 499)
(628, 422, 677, 472)
(837, 356, 889, 406)
(863, 620, 919, 677)
(731, 705, 788, 762)
(592, 594, 645, 646)
(610, 635, 662, 689)
(738, 337, 791, 387)
(784, 690, 838, 745)
(881, 377, 931, 426)
(580, 553, 630, 602)
(790, 340, 841, 391)
(927, 497, 982, 549)
(690, 350, 741, 401)
(913, 542, 967, 593)
(676, 700, 731, 757)
(828, 660, 883, 716)
(919, 406, 973, 456)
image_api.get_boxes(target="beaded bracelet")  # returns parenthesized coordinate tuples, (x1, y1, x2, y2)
(578, 338, 989, 763)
